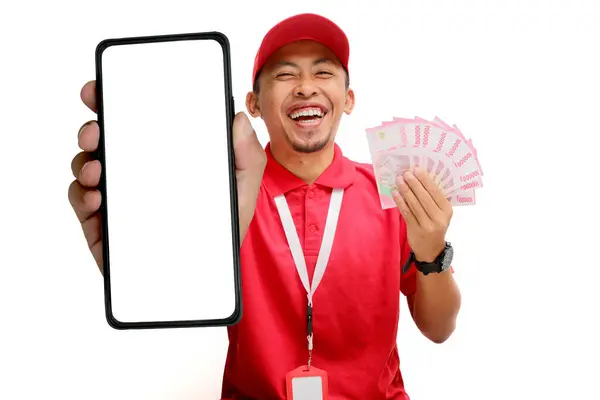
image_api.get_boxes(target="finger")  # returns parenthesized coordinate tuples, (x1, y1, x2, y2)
(82, 212, 103, 271)
(78, 120, 99, 152)
(68, 179, 102, 223)
(68, 180, 103, 270)
(81, 80, 97, 113)
(412, 167, 452, 213)
(403, 168, 442, 219)
(393, 189, 418, 226)
(71, 152, 102, 187)
(396, 175, 428, 225)
(231, 112, 267, 241)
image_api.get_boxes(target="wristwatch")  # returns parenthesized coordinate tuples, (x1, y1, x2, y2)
(402, 242, 453, 276)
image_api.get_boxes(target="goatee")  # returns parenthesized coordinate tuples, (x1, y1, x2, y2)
(289, 130, 331, 154)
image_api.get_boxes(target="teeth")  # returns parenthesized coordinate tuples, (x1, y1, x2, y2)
(296, 118, 319, 125)
(289, 107, 324, 120)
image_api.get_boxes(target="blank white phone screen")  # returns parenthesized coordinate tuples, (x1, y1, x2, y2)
(99, 37, 237, 324)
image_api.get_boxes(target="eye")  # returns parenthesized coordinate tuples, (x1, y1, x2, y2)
(276, 72, 294, 78)
(316, 71, 333, 76)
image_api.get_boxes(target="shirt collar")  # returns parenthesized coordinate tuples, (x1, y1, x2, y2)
(262, 142, 357, 196)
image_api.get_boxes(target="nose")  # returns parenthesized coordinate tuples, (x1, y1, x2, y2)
(294, 76, 319, 98)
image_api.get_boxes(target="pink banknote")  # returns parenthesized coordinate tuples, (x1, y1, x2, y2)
(365, 116, 483, 209)
(396, 117, 483, 195)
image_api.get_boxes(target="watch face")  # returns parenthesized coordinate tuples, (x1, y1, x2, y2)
(442, 244, 453, 270)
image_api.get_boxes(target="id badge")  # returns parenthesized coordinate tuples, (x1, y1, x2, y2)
(285, 365, 328, 400)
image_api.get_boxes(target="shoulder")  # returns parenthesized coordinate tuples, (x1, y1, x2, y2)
(344, 158, 398, 215)
(353, 160, 375, 175)
(349, 159, 378, 185)
(343, 158, 381, 201)
(345, 157, 408, 227)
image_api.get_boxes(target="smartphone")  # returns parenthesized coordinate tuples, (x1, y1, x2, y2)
(94, 32, 240, 330)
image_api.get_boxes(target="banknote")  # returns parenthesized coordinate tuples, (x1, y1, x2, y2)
(366, 116, 484, 210)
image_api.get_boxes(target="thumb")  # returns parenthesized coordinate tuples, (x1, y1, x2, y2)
(233, 111, 266, 171)
(231, 112, 266, 242)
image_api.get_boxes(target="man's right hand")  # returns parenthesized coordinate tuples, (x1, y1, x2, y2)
(68, 80, 267, 274)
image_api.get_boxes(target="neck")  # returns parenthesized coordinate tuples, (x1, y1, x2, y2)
(270, 142, 335, 184)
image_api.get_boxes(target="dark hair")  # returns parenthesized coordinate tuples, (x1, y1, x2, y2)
(253, 68, 350, 94)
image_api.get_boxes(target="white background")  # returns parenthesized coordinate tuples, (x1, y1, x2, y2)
(1, 1, 599, 399)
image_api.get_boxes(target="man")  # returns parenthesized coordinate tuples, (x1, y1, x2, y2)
(69, 13, 461, 400)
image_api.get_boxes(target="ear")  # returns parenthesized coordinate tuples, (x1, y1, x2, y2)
(246, 91, 261, 117)
(343, 88, 355, 115)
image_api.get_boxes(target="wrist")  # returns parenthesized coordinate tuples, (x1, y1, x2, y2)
(414, 243, 446, 263)
(403, 241, 453, 276)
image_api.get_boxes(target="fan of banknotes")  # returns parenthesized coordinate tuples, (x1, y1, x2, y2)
(365, 116, 483, 210)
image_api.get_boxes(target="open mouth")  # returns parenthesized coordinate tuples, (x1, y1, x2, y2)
(287, 106, 327, 125)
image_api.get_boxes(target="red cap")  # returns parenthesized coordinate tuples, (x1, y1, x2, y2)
(252, 13, 350, 85)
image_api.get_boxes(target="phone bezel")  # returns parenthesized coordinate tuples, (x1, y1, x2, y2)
(94, 31, 241, 330)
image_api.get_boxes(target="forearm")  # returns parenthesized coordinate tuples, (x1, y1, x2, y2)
(411, 269, 461, 343)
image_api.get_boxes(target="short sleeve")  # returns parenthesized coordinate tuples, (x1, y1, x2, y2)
(399, 215, 417, 297)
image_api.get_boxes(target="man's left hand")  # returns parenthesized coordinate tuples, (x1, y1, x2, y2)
(392, 167, 453, 262)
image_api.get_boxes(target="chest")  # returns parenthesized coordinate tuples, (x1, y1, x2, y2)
(242, 186, 403, 303)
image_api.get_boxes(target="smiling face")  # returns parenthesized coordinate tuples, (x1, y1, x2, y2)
(246, 40, 355, 154)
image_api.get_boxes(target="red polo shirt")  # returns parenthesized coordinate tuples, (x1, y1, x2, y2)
(221, 143, 417, 400)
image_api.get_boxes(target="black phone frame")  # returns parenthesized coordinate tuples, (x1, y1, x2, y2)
(94, 31, 241, 330)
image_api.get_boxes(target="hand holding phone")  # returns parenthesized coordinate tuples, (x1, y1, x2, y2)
(68, 32, 266, 330)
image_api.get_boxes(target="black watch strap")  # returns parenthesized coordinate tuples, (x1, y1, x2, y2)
(414, 258, 443, 276)
(401, 243, 450, 276)
(401, 252, 415, 274)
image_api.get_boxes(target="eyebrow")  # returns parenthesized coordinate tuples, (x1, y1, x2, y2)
(274, 58, 335, 68)
(313, 58, 334, 66)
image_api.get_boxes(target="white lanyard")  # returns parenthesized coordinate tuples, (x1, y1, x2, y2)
(274, 187, 344, 369)
(274, 187, 344, 307)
